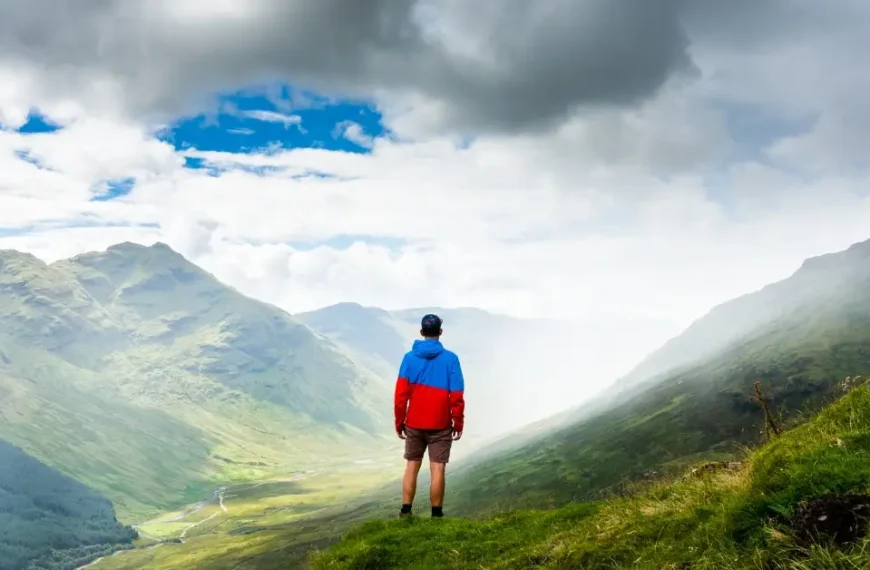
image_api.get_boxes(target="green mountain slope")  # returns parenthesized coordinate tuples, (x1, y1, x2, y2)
(0, 439, 135, 570)
(311, 381, 870, 569)
(444, 237, 870, 516)
(614, 238, 870, 394)
(0, 243, 390, 521)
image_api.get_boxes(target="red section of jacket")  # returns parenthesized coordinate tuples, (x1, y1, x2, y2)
(448, 390, 465, 432)
(394, 377, 464, 432)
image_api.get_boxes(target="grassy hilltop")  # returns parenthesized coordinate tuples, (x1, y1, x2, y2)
(312, 379, 870, 569)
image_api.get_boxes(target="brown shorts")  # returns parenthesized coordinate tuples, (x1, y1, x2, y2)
(404, 427, 453, 464)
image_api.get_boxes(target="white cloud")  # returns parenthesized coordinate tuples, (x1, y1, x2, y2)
(1, 1, 869, 420)
(2, 118, 868, 329)
(240, 110, 304, 131)
(334, 121, 374, 149)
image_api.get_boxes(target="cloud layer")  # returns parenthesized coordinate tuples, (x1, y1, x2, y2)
(1, 0, 870, 402)
(3, 0, 695, 134)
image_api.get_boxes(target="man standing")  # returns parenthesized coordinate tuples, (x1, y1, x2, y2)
(394, 314, 465, 519)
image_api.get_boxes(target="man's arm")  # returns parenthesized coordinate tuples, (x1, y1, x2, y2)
(448, 355, 465, 437)
(394, 355, 411, 437)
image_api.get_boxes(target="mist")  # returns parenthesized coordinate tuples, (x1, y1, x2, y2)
(379, 308, 683, 445)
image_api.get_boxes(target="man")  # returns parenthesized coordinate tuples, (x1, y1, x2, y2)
(394, 313, 465, 519)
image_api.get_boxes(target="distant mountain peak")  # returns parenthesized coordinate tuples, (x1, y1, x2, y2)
(310, 302, 392, 319)
(68, 240, 194, 271)
(106, 241, 149, 252)
(105, 240, 182, 256)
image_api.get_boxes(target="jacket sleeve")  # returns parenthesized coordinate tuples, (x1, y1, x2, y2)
(394, 355, 411, 432)
(447, 355, 465, 432)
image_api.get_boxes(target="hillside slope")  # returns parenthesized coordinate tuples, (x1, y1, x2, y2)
(311, 380, 870, 569)
(441, 237, 870, 515)
(0, 243, 390, 520)
(0, 439, 135, 570)
(614, 238, 870, 394)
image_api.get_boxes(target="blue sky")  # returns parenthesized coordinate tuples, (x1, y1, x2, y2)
(16, 113, 62, 134)
(8, 82, 389, 176)
(159, 84, 387, 156)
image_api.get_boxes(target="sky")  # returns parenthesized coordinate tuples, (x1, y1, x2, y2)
(1, 0, 870, 371)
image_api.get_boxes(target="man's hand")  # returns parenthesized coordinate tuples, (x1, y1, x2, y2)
(397, 426, 406, 440)
(452, 429, 462, 441)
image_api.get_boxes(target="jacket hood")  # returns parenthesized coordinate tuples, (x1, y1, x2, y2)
(411, 338, 444, 360)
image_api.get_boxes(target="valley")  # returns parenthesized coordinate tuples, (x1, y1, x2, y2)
(5, 238, 870, 569)
(87, 457, 400, 570)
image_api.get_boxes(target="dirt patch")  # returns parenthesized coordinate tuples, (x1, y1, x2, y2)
(792, 494, 870, 545)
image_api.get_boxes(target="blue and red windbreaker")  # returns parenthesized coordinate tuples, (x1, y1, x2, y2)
(394, 339, 465, 433)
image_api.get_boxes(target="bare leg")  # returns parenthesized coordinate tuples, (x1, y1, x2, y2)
(403, 460, 423, 505)
(430, 461, 446, 508)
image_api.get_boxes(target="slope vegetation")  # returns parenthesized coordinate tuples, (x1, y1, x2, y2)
(312, 381, 870, 569)
(443, 238, 870, 515)
(0, 242, 390, 520)
(0, 439, 135, 570)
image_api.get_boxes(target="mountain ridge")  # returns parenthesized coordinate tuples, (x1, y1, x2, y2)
(611, 237, 870, 396)
(0, 241, 392, 521)
(437, 235, 870, 515)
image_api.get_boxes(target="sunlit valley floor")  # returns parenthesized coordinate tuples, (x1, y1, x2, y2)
(88, 457, 402, 570)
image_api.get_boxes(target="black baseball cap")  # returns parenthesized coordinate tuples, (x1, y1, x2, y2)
(421, 314, 443, 335)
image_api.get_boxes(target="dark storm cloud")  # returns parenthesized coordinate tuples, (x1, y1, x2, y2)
(2, 0, 866, 137)
(0, 0, 696, 133)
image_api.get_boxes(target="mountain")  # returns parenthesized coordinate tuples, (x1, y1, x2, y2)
(441, 237, 870, 515)
(0, 439, 135, 570)
(613, 239, 870, 395)
(0, 242, 390, 521)
(297, 303, 677, 440)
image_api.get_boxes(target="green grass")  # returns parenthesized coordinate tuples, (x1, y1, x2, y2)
(311, 383, 870, 569)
